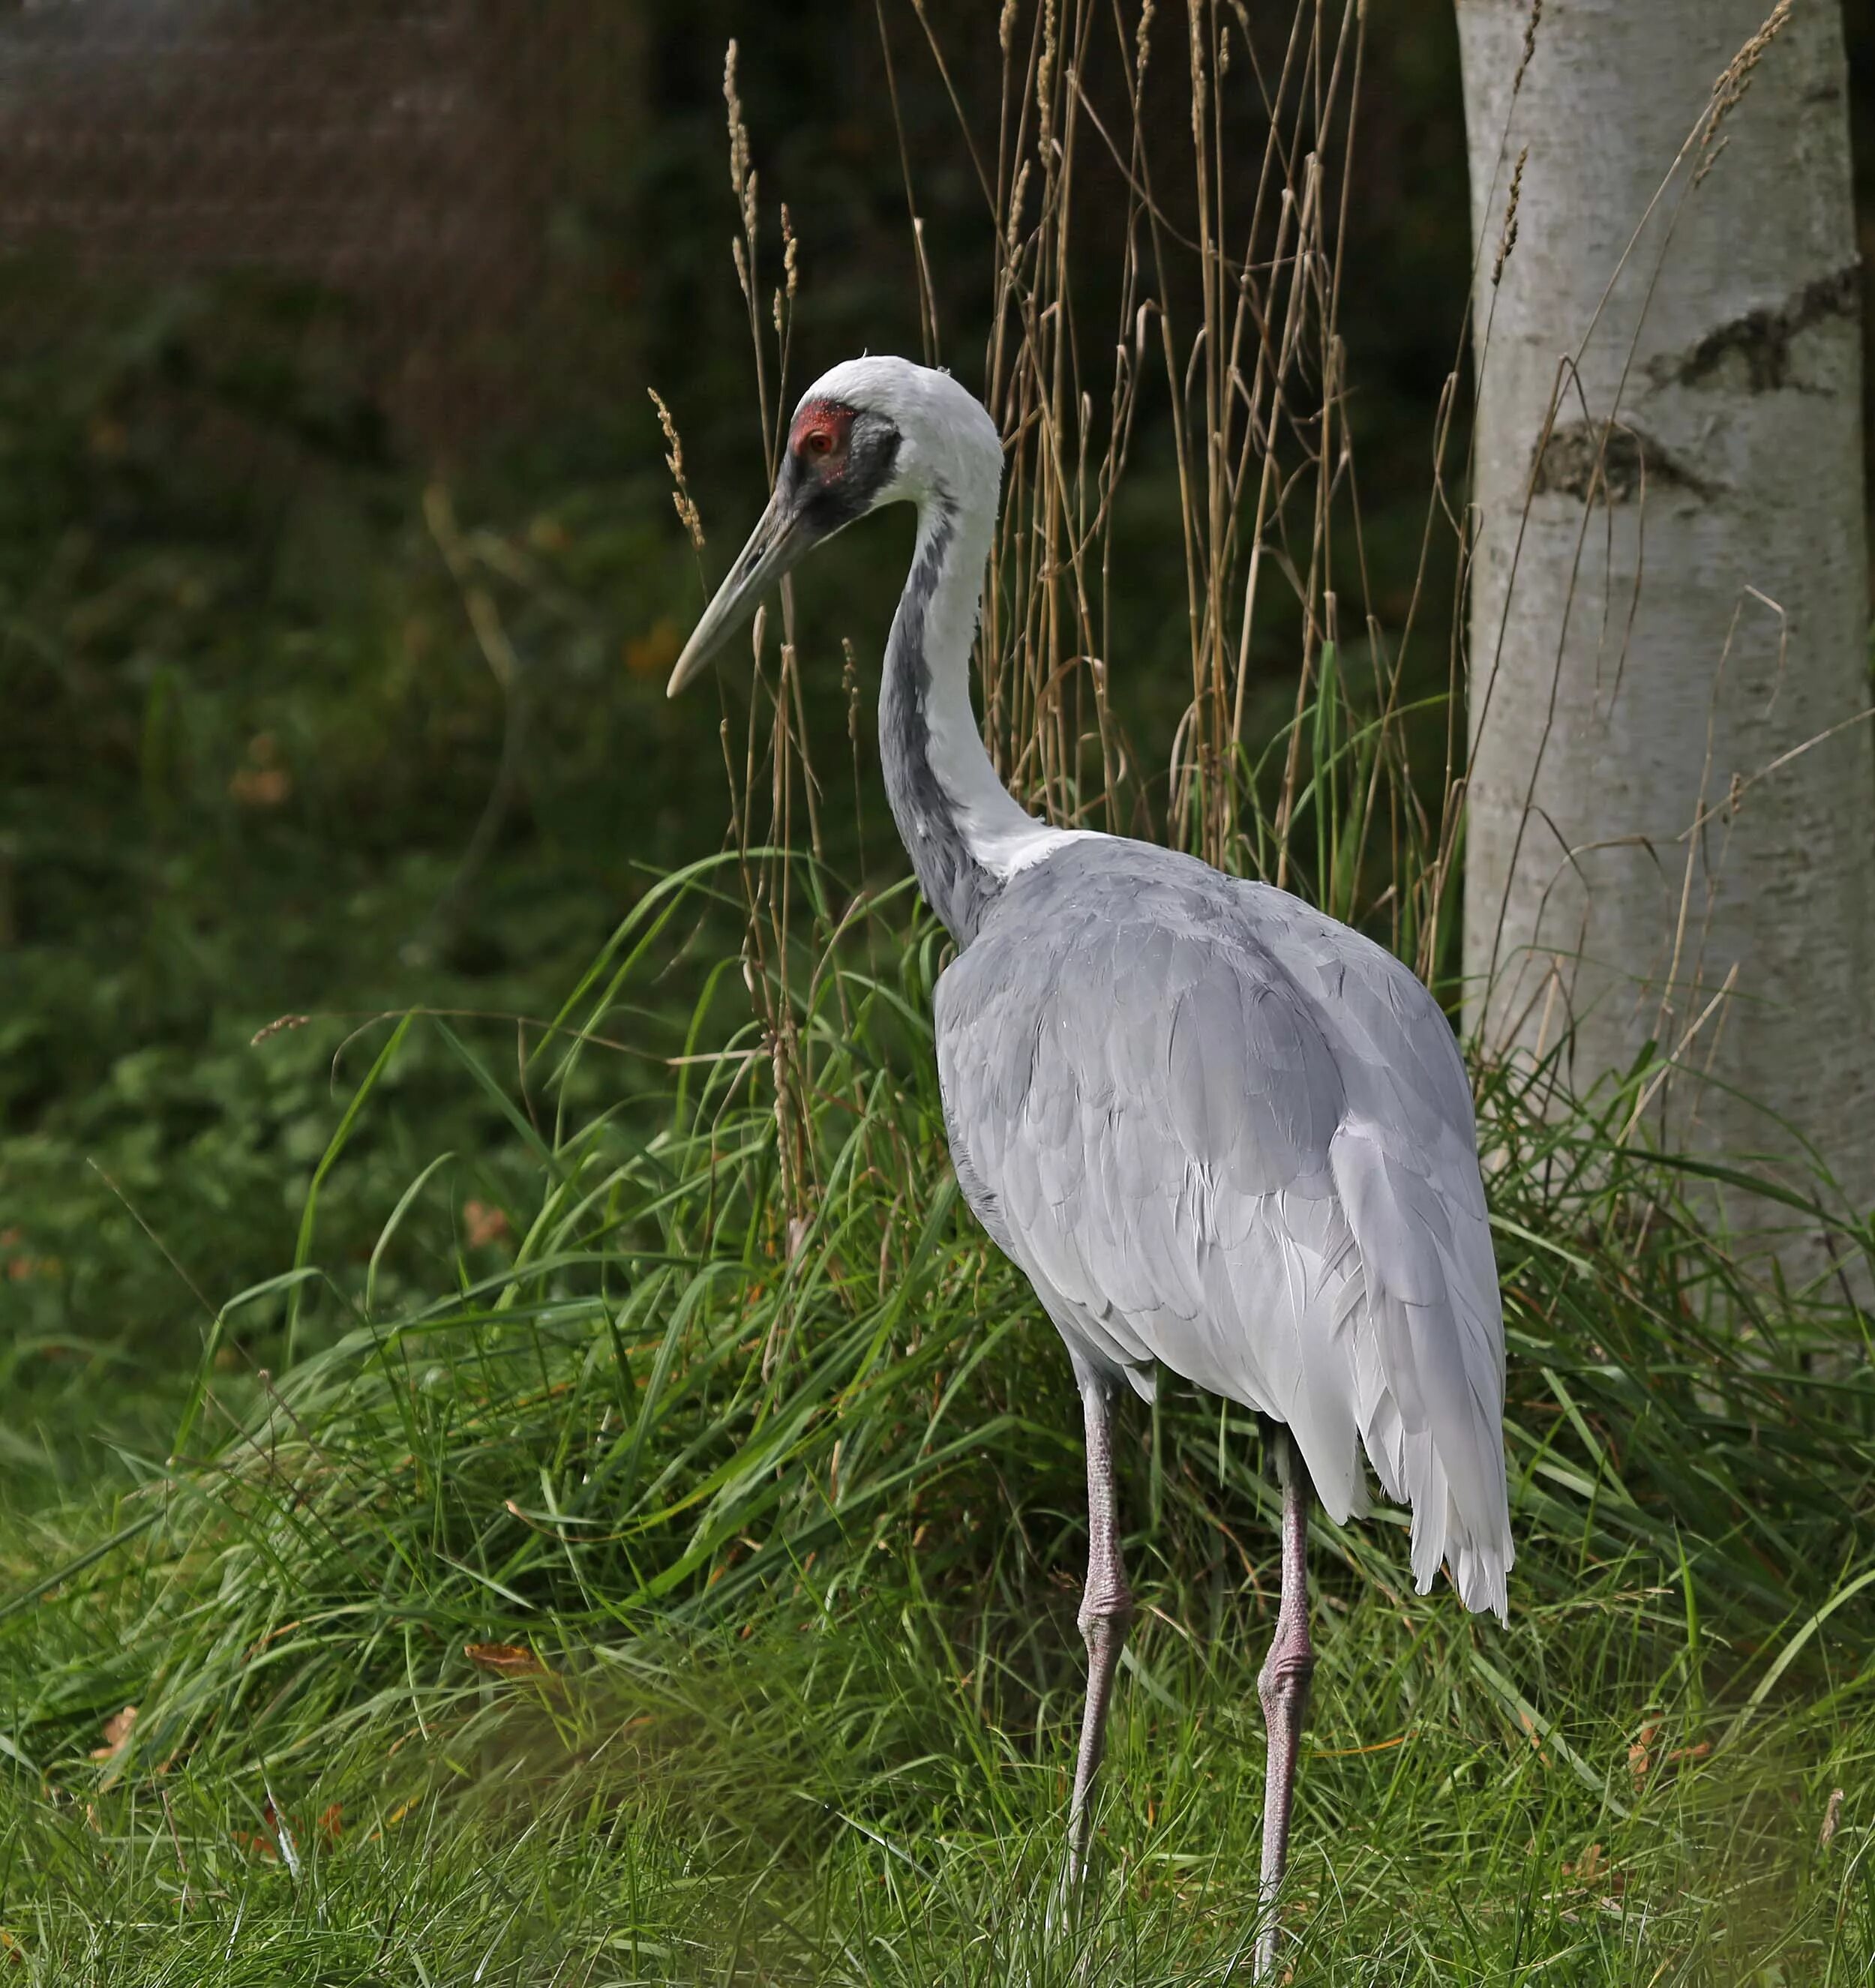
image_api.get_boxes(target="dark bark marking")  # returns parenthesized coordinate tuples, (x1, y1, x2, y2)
(1650, 263, 1861, 395)
(1529, 421, 1714, 505)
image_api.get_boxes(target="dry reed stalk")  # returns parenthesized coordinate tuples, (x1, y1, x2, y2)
(934, 0, 1390, 901)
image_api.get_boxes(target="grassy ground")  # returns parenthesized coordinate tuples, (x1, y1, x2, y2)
(2, 871, 1872, 1985)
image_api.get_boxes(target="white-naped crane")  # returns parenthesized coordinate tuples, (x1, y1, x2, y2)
(668, 355, 1513, 1978)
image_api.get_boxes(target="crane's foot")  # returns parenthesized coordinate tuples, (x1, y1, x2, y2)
(1252, 1438, 1316, 1980)
(1048, 1603, 1128, 1939)
(1252, 1628, 1314, 1977)
(1046, 1369, 1133, 1946)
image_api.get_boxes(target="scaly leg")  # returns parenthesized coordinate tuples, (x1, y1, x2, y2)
(1064, 1364, 1133, 1894)
(1254, 1435, 1316, 1981)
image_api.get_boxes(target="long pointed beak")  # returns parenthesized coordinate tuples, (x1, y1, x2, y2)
(667, 490, 814, 697)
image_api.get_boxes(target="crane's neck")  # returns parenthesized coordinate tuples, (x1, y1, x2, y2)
(879, 487, 1080, 946)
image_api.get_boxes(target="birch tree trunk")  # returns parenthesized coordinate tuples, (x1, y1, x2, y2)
(1456, 0, 1875, 1276)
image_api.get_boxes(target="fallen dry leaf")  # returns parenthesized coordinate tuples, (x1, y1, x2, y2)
(232, 1799, 304, 1864)
(1515, 1708, 1552, 1766)
(229, 766, 292, 808)
(464, 1200, 512, 1249)
(229, 735, 292, 809)
(1628, 1719, 1660, 1786)
(2, 1228, 58, 1283)
(1562, 1842, 1604, 1885)
(623, 617, 681, 680)
(464, 1641, 549, 1678)
(366, 1795, 420, 1842)
(1820, 1786, 1845, 1849)
(90, 1705, 137, 1762)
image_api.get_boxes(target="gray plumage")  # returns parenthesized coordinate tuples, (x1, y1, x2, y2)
(936, 838, 1512, 1617)
(669, 355, 1514, 1969)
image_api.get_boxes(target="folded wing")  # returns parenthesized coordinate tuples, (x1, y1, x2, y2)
(935, 846, 1513, 1618)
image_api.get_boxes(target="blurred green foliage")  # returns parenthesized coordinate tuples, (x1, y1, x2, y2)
(0, 257, 710, 1470)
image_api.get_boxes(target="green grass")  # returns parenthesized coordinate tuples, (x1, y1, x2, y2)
(2, 863, 1872, 1984)
(2, 1600, 1866, 1984)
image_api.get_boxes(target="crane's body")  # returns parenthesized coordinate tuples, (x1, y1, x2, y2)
(670, 355, 1514, 1977)
(938, 839, 1510, 1607)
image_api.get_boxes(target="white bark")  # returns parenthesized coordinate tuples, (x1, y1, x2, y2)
(1456, 0, 1875, 1273)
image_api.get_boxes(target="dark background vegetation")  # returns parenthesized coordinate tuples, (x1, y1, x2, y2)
(3, 0, 1873, 1488)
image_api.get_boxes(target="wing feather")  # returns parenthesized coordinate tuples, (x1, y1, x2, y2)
(935, 842, 1514, 1618)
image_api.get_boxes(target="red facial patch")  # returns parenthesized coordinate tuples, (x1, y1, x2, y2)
(789, 399, 856, 464)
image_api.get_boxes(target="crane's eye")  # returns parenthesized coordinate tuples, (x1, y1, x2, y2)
(788, 400, 856, 467)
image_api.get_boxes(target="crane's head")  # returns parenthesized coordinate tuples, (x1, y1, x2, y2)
(666, 355, 1000, 696)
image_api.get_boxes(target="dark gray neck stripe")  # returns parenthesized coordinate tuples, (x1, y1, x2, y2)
(878, 499, 1004, 949)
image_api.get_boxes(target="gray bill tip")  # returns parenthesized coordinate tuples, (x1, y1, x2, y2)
(663, 490, 801, 699)
(665, 631, 712, 698)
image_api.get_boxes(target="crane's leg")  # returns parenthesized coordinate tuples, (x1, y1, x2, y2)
(1064, 1364, 1132, 1894)
(1254, 1435, 1316, 1981)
